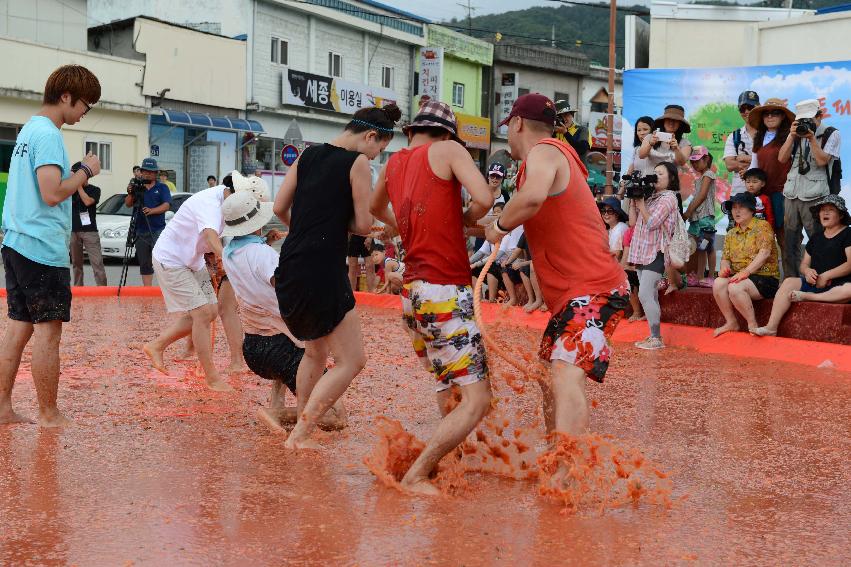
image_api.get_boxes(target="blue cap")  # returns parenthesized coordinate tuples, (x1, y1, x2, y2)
(737, 91, 760, 108)
(140, 157, 159, 171)
(488, 162, 506, 177)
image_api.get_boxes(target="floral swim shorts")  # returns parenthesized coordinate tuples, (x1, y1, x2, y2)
(401, 281, 488, 392)
(538, 281, 631, 383)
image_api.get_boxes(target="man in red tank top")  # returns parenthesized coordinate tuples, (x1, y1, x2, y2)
(370, 101, 495, 496)
(486, 93, 630, 437)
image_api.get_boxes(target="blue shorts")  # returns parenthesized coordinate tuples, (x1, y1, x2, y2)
(799, 277, 845, 294)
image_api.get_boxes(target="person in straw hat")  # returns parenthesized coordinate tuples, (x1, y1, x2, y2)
(746, 97, 794, 237)
(370, 99, 494, 496)
(220, 191, 347, 432)
(754, 194, 851, 336)
(638, 104, 692, 167)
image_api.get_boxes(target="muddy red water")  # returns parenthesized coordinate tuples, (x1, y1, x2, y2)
(1, 298, 849, 566)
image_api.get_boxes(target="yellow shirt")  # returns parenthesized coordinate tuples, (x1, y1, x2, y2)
(163, 180, 177, 193)
(722, 217, 779, 278)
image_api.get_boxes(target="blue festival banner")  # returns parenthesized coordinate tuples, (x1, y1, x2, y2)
(622, 60, 851, 228)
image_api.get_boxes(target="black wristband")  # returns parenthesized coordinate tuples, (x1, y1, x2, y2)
(79, 164, 93, 179)
(496, 218, 510, 233)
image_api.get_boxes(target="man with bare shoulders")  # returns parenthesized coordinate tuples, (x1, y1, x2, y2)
(485, 93, 630, 436)
(371, 101, 494, 495)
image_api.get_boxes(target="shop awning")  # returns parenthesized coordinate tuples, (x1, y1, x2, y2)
(160, 109, 265, 134)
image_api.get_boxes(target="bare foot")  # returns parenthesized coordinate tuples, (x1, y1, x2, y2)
(318, 406, 348, 431)
(790, 290, 806, 302)
(0, 409, 34, 425)
(507, 298, 517, 307)
(206, 379, 234, 392)
(143, 343, 169, 375)
(663, 285, 679, 296)
(628, 313, 646, 322)
(37, 411, 72, 428)
(226, 363, 249, 374)
(523, 300, 542, 313)
(275, 406, 299, 425)
(539, 303, 549, 312)
(257, 407, 287, 433)
(713, 322, 740, 338)
(753, 326, 777, 337)
(284, 435, 322, 450)
(401, 478, 441, 496)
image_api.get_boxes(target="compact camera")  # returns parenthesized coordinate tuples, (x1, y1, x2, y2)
(621, 173, 658, 200)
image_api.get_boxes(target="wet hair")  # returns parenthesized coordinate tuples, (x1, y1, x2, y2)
(633, 116, 655, 147)
(345, 104, 401, 141)
(43, 65, 101, 106)
(654, 161, 680, 193)
(207, 175, 217, 183)
(743, 168, 767, 183)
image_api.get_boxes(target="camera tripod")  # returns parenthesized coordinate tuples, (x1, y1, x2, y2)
(117, 190, 154, 297)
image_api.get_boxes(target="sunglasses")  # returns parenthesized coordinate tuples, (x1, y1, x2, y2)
(601, 208, 616, 215)
(764, 110, 785, 117)
(738, 105, 754, 113)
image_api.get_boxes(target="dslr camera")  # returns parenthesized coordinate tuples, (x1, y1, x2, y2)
(621, 172, 657, 200)
(128, 177, 146, 201)
(795, 118, 817, 136)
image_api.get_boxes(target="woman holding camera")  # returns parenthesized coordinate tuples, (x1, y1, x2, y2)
(618, 116, 657, 200)
(627, 161, 681, 350)
(638, 105, 692, 168)
(747, 98, 793, 236)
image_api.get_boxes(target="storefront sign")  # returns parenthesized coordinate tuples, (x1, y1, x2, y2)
(280, 144, 299, 166)
(497, 72, 519, 136)
(587, 112, 622, 150)
(427, 25, 493, 66)
(283, 68, 397, 114)
(456, 113, 491, 150)
(419, 47, 444, 103)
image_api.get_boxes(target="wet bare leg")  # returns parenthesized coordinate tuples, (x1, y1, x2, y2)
(401, 379, 492, 496)
(758, 277, 801, 335)
(501, 271, 518, 306)
(0, 320, 35, 424)
(519, 272, 536, 311)
(144, 313, 193, 375)
(31, 321, 70, 427)
(627, 284, 645, 321)
(348, 258, 360, 291)
(364, 259, 376, 292)
(550, 361, 589, 435)
(794, 283, 851, 304)
(712, 277, 740, 337)
(486, 273, 499, 302)
(285, 310, 365, 450)
(728, 280, 762, 333)
(218, 281, 247, 373)
(177, 337, 195, 361)
(537, 378, 556, 434)
(142, 274, 154, 287)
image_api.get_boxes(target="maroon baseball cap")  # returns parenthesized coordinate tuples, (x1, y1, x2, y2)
(498, 93, 557, 128)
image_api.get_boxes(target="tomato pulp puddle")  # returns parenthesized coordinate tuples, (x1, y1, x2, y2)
(1, 298, 849, 565)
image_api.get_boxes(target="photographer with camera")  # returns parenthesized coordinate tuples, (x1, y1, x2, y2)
(552, 100, 590, 160)
(627, 162, 681, 350)
(124, 158, 172, 286)
(778, 99, 841, 278)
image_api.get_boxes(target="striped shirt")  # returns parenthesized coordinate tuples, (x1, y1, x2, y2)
(627, 190, 679, 266)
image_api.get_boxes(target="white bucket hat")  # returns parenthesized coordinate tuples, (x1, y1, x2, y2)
(230, 170, 271, 202)
(795, 99, 820, 120)
(221, 191, 274, 237)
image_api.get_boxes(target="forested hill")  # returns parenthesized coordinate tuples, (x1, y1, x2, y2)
(444, 4, 648, 68)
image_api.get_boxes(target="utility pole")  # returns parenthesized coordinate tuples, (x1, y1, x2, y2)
(605, 0, 617, 196)
(457, 0, 476, 34)
(551, 23, 556, 47)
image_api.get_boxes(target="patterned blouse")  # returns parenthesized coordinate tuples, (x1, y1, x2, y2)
(722, 217, 780, 278)
(627, 190, 679, 266)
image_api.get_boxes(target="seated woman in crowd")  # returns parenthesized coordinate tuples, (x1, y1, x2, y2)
(712, 192, 780, 337)
(754, 195, 851, 336)
(628, 161, 682, 350)
(599, 196, 629, 261)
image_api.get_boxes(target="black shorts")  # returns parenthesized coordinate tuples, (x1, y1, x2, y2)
(242, 333, 304, 393)
(749, 274, 779, 299)
(347, 235, 371, 258)
(503, 265, 525, 285)
(2, 246, 71, 324)
(135, 229, 162, 276)
(626, 269, 640, 290)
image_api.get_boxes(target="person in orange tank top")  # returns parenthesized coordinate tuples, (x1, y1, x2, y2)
(370, 101, 495, 496)
(485, 94, 630, 437)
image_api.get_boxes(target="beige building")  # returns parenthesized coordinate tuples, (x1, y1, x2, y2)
(648, 1, 851, 69)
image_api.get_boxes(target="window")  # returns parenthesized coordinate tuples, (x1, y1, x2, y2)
(554, 92, 570, 106)
(518, 88, 530, 97)
(271, 37, 288, 65)
(328, 52, 343, 78)
(452, 82, 465, 107)
(85, 141, 111, 171)
(381, 66, 394, 89)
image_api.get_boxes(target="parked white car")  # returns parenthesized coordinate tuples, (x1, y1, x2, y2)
(98, 192, 193, 259)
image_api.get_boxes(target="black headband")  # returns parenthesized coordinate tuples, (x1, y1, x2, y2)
(225, 201, 260, 226)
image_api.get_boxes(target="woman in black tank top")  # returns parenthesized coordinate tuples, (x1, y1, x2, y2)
(272, 103, 400, 449)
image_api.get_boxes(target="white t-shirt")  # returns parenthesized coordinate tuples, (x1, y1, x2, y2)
(153, 186, 227, 271)
(723, 126, 754, 196)
(608, 222, 628, 253)
(222, 241, 300, 343)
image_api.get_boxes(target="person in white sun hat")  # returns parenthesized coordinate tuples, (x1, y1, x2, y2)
(220, 191, 347, 433)
(778, 98, 842, 278)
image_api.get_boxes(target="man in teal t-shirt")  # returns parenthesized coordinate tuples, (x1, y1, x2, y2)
(0, 65, 101, 428)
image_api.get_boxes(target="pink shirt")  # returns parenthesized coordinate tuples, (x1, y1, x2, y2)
(627, 190, 678, 266)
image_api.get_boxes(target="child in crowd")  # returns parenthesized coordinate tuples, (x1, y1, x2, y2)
(469, 202, 505, 301)
(598, 197, 629, 261)
(499, 228, 529, 306)
(683, 146, 717, 287)
(371, 243, 406, 294)
(621, 225, 645, 321)
(743, 168, 775, 228)
(754, 195, 851, 336)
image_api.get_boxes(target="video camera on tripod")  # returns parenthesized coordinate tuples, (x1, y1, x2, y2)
(117, 175, 154, 296)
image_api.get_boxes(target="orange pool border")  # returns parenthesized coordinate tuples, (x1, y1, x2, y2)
(2, 286, 847, 372)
